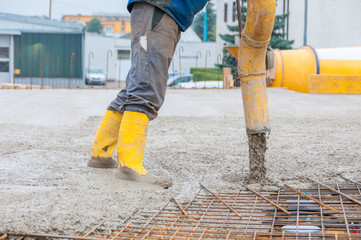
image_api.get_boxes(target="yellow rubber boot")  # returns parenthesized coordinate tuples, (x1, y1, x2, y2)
(117, 111, 149, 175)
(116, 111, 173, 188)
(88, 110, 123, 168)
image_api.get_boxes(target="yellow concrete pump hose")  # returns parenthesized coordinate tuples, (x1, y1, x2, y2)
(238, 0, 276, 134)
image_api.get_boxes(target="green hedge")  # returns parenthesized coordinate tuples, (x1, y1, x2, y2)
(190, 68, 222, 81)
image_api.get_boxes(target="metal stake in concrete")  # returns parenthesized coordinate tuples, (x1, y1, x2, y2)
(199, 183, 243, 219)
(285, 184, 340, 214)
(307, 177, 361, 206)
(242, 184, 291, 215)
(341, 176, 361, 186)
(171, 198, 189, 218)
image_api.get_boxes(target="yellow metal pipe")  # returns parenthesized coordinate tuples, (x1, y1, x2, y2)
(271, 46, 318, 93)
(320, 59, 361, 75)
(228, 43, 361, 94)
(270, 46, 361, 93)
(238, 0, 276, 134)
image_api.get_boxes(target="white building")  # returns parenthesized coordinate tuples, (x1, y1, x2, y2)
(85, 33, 131, 82)
(0, 29, 18, 84)
(216, 0, 361, 51)
(0, 13, 84, 87)
(172, 29, 218, 75)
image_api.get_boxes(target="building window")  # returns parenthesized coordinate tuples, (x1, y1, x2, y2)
(224, 3, 228, 22)
(0, 62, 9, 73)
(0, 47, 9, 58)
(118, 50, 130, 60)
(104, 26, 113, 33)
(121, 27, 125, 33)
(232, 1, 236, 22)
(0, 47, 9, 73)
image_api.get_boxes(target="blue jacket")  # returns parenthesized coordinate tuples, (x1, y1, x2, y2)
(127, 0, 208, 31)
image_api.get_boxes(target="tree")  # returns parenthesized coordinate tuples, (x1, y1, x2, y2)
(218, 5, 246, 75)
(270, 13, 294, 49)
(219, 2, 294, 74)
(192, 2, 217, 42)
(87, 18, 103, 34)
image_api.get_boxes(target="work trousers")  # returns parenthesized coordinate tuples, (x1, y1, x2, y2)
(108, 3, 181, 120)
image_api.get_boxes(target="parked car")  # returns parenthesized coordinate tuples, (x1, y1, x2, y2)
(177, 80, 223, 89)
(168, 72, 180, 79)
(167, 74, 193, 87)
(85, 67, 106, 85)
(167, 73, 223, 88)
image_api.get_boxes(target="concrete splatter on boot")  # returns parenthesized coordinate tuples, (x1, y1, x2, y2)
(116, 111, 173, 188)
(88, 110, 122, 168)
(116, 166, 173, 189)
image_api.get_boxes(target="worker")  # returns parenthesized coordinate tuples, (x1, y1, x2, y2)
(88, 0, 208, 188)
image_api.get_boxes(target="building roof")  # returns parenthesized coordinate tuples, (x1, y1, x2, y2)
(62, 13, 130, 21)
(0, 30, 21, 35)
(179, 28, 202, 43)
(0, 12, 84, 32)
(119, 33, 131, 39)
(92, 12, 130, 18)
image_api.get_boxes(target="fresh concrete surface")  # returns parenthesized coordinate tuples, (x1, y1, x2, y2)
(1, 88, 361, 235)
(0, 88, 360, 125)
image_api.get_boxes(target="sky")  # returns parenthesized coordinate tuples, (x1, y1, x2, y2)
(1, 0, 130, 19)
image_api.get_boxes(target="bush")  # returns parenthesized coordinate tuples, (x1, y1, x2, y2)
(190, 68, 222, 81)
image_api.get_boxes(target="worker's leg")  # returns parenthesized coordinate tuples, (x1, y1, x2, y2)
(109, 3, 180, 187)
(88, 110, 123, 168)
(108, 3, 180, 119)
(88, 4, 178, 170)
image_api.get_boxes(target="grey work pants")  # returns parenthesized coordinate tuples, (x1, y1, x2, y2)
(108, 3, 181, 120)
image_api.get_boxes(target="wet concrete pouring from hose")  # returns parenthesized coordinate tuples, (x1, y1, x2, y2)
(248, 132, 267, 183)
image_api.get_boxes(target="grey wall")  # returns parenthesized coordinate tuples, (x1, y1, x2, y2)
(279, 0, 361, 48)
(216, 0, 361, 49)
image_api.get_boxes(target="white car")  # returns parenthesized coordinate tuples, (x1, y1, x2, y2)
(85, 67, 106, 85)
(167, 74, 223, 88)
(167, 74, 193, 87)
(178, 80, 223, 89)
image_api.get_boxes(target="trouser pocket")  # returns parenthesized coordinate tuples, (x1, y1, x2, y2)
(151, 6, 165, 31)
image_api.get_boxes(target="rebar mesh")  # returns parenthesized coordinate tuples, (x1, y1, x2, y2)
(8, 184, 361, 239)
